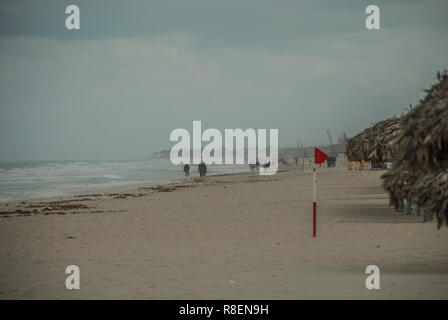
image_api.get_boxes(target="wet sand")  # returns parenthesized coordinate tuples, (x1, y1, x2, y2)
(0, 167, 447, 299)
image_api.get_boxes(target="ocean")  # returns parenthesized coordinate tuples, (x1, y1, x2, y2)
(0, 159, 249, 203)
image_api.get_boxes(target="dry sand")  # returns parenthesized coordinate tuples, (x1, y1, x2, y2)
(0, 167, 447, 299)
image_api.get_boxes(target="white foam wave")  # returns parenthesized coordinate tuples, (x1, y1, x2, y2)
(0, 159, 249, 203)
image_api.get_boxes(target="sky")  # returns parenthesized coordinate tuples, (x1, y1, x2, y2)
(0, 0, 447, 161)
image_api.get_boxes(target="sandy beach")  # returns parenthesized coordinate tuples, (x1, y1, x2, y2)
(0, 166, 447, 299)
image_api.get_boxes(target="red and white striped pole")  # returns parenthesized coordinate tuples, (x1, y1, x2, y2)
(312, 147, 327, 237)
(313, 164, 317, 237)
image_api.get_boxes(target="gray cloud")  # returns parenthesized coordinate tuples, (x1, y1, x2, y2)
(0, 1, 447, 160)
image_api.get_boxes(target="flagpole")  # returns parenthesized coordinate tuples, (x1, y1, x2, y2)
(313, 164, 317, 237)
(312, 147, 327, 238)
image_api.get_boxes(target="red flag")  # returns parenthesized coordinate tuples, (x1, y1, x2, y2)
(314, 147, 328, 164)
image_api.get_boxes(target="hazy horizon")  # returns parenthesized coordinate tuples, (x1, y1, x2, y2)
(1, 0, 447, 161)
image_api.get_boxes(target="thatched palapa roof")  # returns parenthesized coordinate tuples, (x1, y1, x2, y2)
(346, 117, 401, 163)
(381, 70, 448, 228)
(390, 71, 448, 172)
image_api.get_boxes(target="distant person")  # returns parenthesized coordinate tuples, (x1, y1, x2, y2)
(202, 162, 207, 176)
(183, 164, 190, 177)
(199, 161, 207, 177)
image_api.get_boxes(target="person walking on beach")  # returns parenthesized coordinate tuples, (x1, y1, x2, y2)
(199, 161, 207, 177)
(183, 164, 190, 177)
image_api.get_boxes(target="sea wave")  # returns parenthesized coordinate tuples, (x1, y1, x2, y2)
(0, 159, 248, 203)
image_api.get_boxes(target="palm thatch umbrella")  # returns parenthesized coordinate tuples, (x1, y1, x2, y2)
(381, 70, 448, 227)
(346, 117, 401, 163)
(390, 71, 448, 172)
(381, 162, 419, 210)
(408, 171, 448, 228)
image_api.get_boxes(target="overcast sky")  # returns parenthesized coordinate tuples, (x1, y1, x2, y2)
(0, 0, 447, 161)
